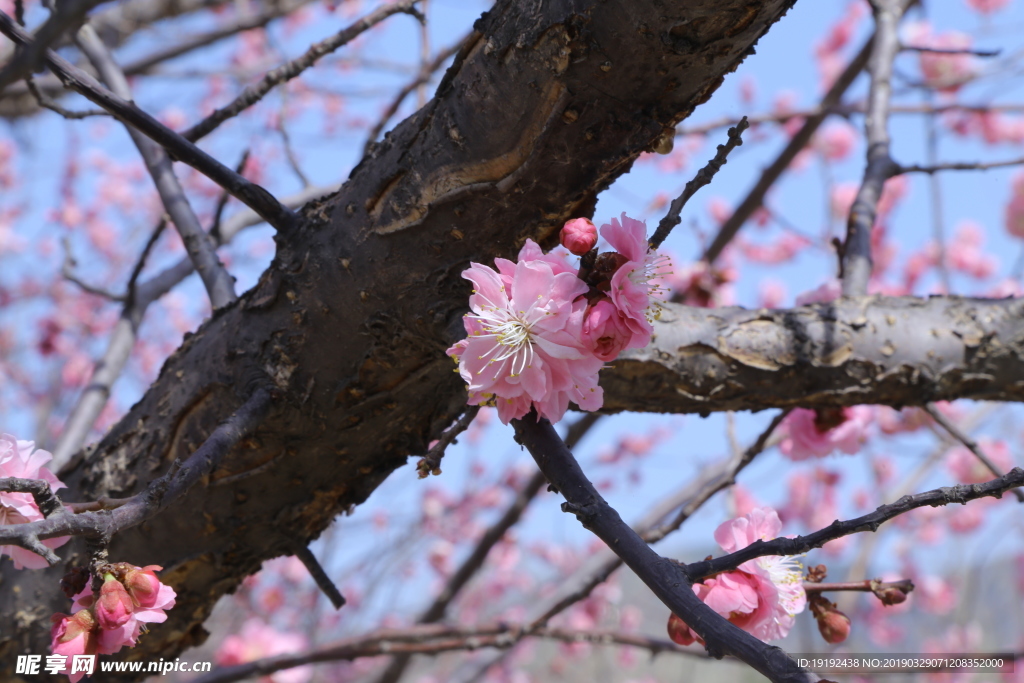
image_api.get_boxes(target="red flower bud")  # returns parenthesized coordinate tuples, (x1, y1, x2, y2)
(667, 612, 701, 646)
(560, 218, 598, 256)
(124, 565, 164, 609)
(816, 608, 851, 644)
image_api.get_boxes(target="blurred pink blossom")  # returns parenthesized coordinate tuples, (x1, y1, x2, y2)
(778, 406, 873, 460)
(945, 438, 1014, 483)
(216, 619, 312, 683)
(0, 434, 69, 569)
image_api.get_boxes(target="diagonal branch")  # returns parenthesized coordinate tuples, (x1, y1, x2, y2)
(512, 415, 814, 683)
(648, 116, 748, 251)
(181, 0, 424, 143)
(0, 9, 298, 232)
(75, 24, 237, 309)
(686, 467, 1024, 579)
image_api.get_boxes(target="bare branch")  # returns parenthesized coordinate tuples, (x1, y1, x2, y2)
(686, 467, 1024, 579)
(901, 44, 1000, 57)
(61, 237, 125, 302)
(923, 404, 1024, 503)
(76, 24, 237, 309)
(0, 10, 298, 233)
(192, 623, 709, 683)
(840, 0, 903, 296)
(0, 477, 64, 517)
(416, 406, 479, 478)
(897, 157, 1024, 174)
(293, 544, 345, 610)
(512, 415, 813, 683)
(0, 389, 273, 560)
(180, 0, 423, 143)
(648, 117, 748, 251)
(25, 76, 108, 118)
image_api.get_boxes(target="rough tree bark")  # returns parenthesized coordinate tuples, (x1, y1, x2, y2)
(0, 0, 871, 676)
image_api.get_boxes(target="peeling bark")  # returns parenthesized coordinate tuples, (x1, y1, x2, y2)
(0, 0, 803, 676)
(602, 296, 1024, 415)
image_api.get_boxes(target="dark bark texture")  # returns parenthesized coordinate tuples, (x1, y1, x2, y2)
(0, 0, 799, 677)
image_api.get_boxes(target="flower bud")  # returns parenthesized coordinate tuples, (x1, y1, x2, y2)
(816, 607, 851, 644)
(123, 565, 164, 609)
(667, 612, 700, 646)
(96, 574, 134, 629)
(51, 610, 98, 657)
(560, 218, 598, 256)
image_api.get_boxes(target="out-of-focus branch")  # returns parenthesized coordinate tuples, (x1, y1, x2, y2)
(0, 0, 110, 90)
(897, 157, 1024, 174)
(840, 0, 903, 296)
(648, 117, 748, 251)
(923, 404, 1024, 502)
(687, 467, 1024, 579)
(75, 24, 237, 309)
(512, 415, 814, 683)
(363, 30, 473, 156)
(1, 389, 273, 561)
(191, 623, 709, 683)
(180, 0, 424, 142)
(0, 10, 297, 232)
(702, 34, 875, 263)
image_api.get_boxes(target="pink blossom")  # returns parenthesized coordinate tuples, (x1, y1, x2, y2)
(757, 278, 787, 309)
(123, 564, 167, 608)
(69, 567, 176, 654)
(559, 218, 597, 256)
(581, 300, 635, 362)
(670, 508, 806, 644)
(816, 121, 857, 161)
(447, 242, 603, 424)
(0, 434, 69, 569)
(795, 280, 841, 306)
(966, 0, 1009, 13)
(216, 619, 312, 683)
(945, 438, 1014, 483)
(778, 406, 873, 460)
(600, 213, 671, 350)
(50, 611, 98, 683)
(905, 23, 978, 91)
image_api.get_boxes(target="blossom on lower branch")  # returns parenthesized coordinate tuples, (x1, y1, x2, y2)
(0, 433, 69, 569)
(51, 564, 176, 682)
(667, 507, 806, 646)
(447, 216, 670, 424)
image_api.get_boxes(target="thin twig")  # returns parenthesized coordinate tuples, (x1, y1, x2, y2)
(416, 406, 479, 478)
(190, 623, 709, 683)
(26, 76, 108, 118)
(648, 117, 748, 251)
(124, 218, 168, 310)
(180, 0, 423, 143)
(0, 0, 106, 90)
(76, 24, 238, 309)
(924, 91, 951, 292)
(687, 467, 1024, 579)
(897, 157, 1024, 174)
(293, 544, 345, 609)
(512, 414, 812, 683)
(923, 404, 1024, 502)
(840, 0, 904, 296)
(0, 10, 298, 233)
(61, 237, 125, 302)
(901, 44, 1000, 57)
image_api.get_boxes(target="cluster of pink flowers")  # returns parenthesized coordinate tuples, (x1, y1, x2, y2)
(0, 434, 69, 569)
(667, 507, 806, 645)
(447, 214, 670, 424)
(216, 618, 313, 683)
(905, 23, 979, 92)
(50, 564, 176, 681)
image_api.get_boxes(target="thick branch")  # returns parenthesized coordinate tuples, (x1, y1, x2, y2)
(687, 467, 1024, 579)
(601, 296, 1024, 414)
(512, 416, 814, 683)
(0, 477, 63, 517)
